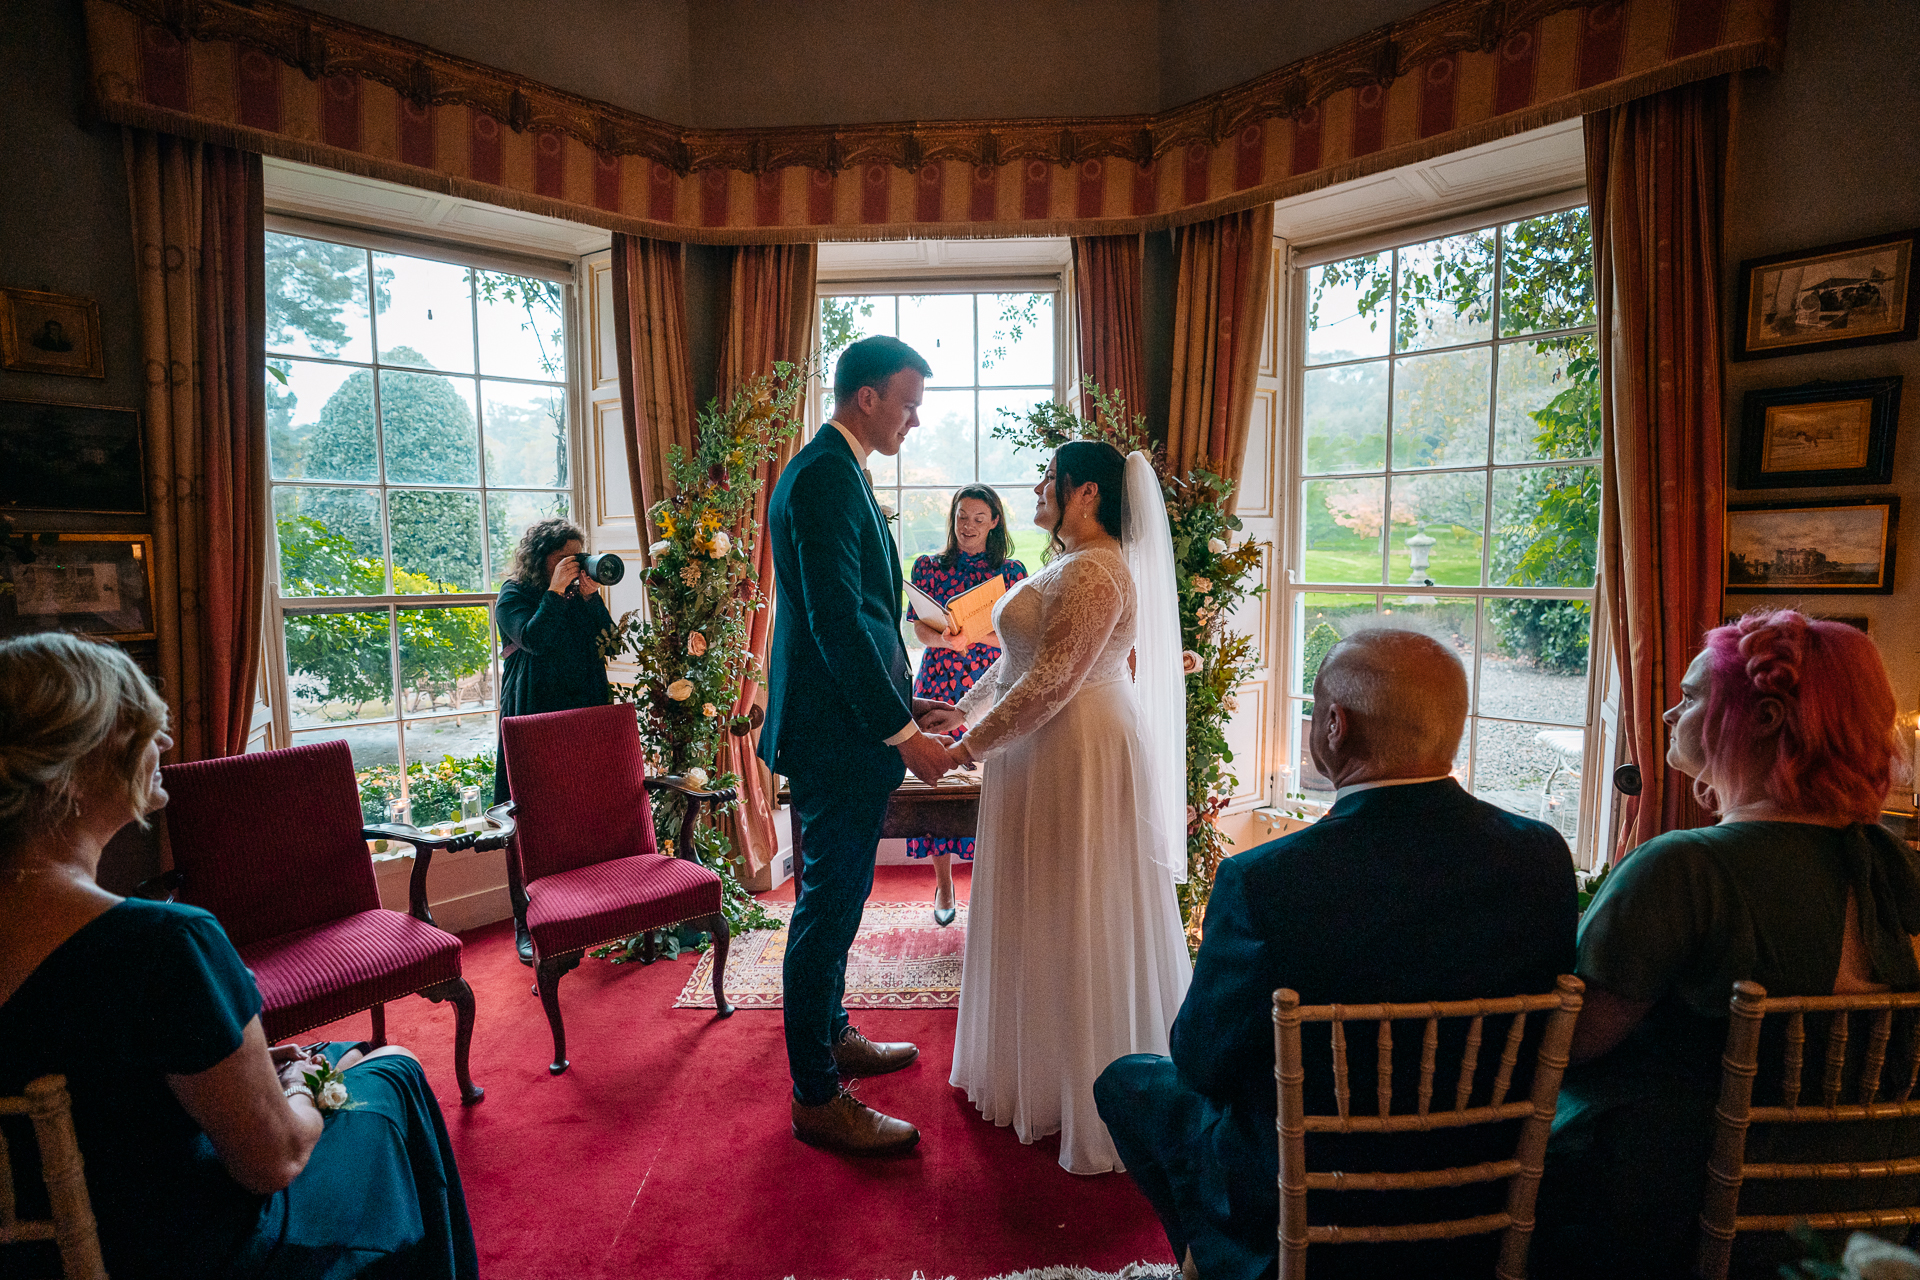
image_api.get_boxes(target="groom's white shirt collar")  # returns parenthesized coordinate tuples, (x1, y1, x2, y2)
(1333, 774, 1452, 801)
(825, 419, 917, 747)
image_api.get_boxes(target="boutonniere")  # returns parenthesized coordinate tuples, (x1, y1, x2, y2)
(879, 501, 898, 523)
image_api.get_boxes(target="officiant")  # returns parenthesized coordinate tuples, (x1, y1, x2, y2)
(904, 484, 1028, 926)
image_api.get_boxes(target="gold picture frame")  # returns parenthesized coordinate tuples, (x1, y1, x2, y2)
(0, 287, 105, 378)
(1735, 377, 1901, 489)
(1735, 228, 1920, 361)
(0, 532, 157, 640)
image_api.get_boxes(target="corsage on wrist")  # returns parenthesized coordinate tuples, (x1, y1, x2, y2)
(292, 1058, 358, 1114)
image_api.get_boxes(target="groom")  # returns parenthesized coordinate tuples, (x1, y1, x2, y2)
(761, 335, 961, 1155)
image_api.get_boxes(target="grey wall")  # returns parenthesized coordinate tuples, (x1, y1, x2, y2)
(1719, 0, 1920, 785)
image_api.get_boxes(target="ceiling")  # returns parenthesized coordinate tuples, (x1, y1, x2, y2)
(294, 0, 1434, 129)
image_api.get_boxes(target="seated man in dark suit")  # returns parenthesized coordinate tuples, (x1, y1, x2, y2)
(1096, 627, 1578, 1280)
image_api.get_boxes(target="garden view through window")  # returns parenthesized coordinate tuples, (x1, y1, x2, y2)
(265, 229, 571, 824)
(1287, 206, 1601, 850)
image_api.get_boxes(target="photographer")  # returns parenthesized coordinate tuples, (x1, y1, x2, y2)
(493, 518, 614, 960)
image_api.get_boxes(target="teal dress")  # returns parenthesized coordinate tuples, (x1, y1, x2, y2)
(0, 898, 478, 1280)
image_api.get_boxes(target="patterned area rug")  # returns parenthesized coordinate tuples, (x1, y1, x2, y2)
(674, 900, 968, 1010)
(779, 1266, 1178, 1280)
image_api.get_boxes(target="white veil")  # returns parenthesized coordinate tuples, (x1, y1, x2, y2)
(1121, 450, 1188, 883)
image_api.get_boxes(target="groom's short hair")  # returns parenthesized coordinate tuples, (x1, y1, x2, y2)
(833, 336, 932, 405)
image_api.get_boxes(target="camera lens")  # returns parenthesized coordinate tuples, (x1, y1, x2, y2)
(579, 552, 625, 585)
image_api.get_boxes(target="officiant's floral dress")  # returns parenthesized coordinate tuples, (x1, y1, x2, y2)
(903, 549, 1026, 861)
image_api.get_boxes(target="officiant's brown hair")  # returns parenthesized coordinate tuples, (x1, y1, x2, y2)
(936, 484, 1011, 570)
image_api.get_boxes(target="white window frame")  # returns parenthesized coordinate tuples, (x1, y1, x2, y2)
(259, 219, 587, 817)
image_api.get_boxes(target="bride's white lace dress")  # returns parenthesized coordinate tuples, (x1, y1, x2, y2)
(951, 543, 1193, 1174)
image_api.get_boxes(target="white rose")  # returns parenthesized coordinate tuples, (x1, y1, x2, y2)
(702, 702, 718, 717)
(1208, 537, 1227, 554)
(709, 530, 731, 558)
(1224, 695, 1239, 715)
(687, 631, 708, 656)
(649, 540, 672, 556)
(666, 678, 694, 701)
(318, 1080, 349, 1110)
(1181, 650, 1202, 674)
(1191, 576, 1212, 593)
(685, 767, 710, 790)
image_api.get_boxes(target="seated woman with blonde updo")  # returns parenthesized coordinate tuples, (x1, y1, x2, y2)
(1536, 610, 1920, 1278)
(0, 634, 478, 1280)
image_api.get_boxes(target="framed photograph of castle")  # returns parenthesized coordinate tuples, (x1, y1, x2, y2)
(1734, 228, 1919, 361)
(1725, 496, 1898, 595)
(1735, 376, 1902, 489)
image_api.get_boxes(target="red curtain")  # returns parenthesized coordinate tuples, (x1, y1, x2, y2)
(1166, 205, 1274, 498)
(124, 130, 268, 761)
(610, 235, 695, 525)
(1070, 234, 1147, 424)
(1585, 80, 1730, 857)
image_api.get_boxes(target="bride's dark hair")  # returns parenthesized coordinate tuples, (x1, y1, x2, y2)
(1048, 440, 1127, 556)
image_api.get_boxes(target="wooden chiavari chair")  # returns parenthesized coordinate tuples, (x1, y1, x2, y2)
(0, 1075, 106, 1279)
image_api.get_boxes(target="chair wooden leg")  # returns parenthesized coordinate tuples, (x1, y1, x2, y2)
(420, 976, 484, 1105)
(369, 1002, 386, 1048)
(534, 952, 578, 1075)
(702, 912, 734, 1018)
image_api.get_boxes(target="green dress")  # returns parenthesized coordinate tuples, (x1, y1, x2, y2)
(492, 576, 612, 803)
(0, 899, 478, 1280)
(1537, 822, 1920, 1277)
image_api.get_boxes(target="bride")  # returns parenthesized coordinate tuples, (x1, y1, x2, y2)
(941, 439, 1193, 1174)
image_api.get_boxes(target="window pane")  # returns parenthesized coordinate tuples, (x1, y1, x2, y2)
(274, 487, 385, 596)
(475, 272, 564, 380)
(389, 490, 484, 593)
(375, 253, 475, 373)
(1294, 592, 1376, 693)
(1303, 362, 1387, 474)
(1288, 698, 1334, 800)
(283, 609, 394, 725)
(897, 489, 955, 571)
(268, 358, 370, 482)
(978, 292, 1053, 386)
(380, 372, 478, 486)
(486, 492, 570, 589)
(1471, 718, 1583, 844)
(266, 234, 372, 361)
(978, 389, 1050, 487)
(1383, 595, 1477, 704)
(1480, 598, 1591, 724)
(1302, 479, 1383, 584)
(292, 724, 400, 822)
(820, 295, 891, 368)
(1389, 473, 1485, 587)
(1395, 231, 1494, 352)
(1495, 335, 1599, 463)
(900, 389, 975, 487)
(1305, 255, 1390, 364)
(1391, 347, 1490, 470)
(398, 605, 495, 717)
(1500, 209, 1595, 336)
(899, 294, 974, 386)
(396, 716, 499, 826)
(482, 381, 567, 489)
(1490, 465, 1599, 588)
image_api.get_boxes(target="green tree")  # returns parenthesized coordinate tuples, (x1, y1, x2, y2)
(266, 234, 388, 355)
(820, 297, 876, 368)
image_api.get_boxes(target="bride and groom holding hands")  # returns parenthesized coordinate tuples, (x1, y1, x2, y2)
(759, 335, 1193, 1172)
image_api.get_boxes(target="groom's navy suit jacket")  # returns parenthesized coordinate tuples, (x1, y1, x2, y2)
(1167, 779, 1576, 1279)
(758, 426, 913, 780)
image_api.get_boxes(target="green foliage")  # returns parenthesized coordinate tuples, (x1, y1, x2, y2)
(1489, 599, 1592, 675)
(979, 292, 1047, 369)
(266, 234, 388, 356)
(1301, 622, 1341, 694)
(819, 297, 875, 369)
(475, 272, 564, 377)
(356, 752, 494, 827)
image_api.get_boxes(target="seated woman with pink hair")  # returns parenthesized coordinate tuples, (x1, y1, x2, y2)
(1536, 610, 1920, 1277)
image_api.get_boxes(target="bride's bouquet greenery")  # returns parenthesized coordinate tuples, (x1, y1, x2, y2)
(595, 363, 815, 948)
(993, 380, 1267, 950)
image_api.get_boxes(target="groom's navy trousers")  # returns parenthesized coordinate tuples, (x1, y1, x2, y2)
(759, 426, 916, 1107)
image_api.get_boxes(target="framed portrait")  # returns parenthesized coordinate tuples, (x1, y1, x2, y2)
(1725, 496, 1899, 595)
(0, 399, 146, 514)
(1735, 229, 1920, 361)
(0, 287, 105, 378)
(0, 532, 157, 640)
(1735, 376, 1901, 489)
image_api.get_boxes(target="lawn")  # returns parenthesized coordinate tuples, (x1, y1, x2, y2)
(1303, 524, 1485, 586)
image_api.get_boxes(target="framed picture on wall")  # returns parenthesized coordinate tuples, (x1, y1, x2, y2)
(1735, 376, 1902, 489)
(0, 286, 105, 378)
(0, 532, 157, 640)
(0, 399, 147, 514)
(1725, 496, 1899, 594)
(1734, 228, 1920, 360)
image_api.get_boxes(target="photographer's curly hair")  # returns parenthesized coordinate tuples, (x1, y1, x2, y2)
(1697, 609, 1899, 823)
(0, 633, 168, 855)
(506, 517, 587, 586)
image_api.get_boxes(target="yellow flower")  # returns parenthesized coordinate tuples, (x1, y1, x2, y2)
(657, 511, 677, 539)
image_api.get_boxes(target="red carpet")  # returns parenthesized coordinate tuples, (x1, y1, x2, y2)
(307, 865, 1176, 1280)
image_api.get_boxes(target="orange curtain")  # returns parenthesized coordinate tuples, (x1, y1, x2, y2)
(124, 130, 268, 762)
(1166, 204, 1273, 498)
(610, 234, 695, 524)
(1585, 80, 1729, 858)
(715, 244, 818, 877)
(1070, 234, 1147, 424)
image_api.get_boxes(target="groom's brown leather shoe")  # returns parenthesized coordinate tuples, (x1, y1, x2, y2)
(791, 1087, 920, 1154)
(831, 1025, 919, 1077)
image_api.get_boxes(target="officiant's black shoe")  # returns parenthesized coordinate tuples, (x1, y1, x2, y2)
(514, 916, 534, 967)
(831, 1025, 919, 1077)
(791, 1087, 919, 1155)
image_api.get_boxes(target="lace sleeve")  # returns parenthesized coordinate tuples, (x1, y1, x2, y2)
(956, 655, 1003, 724)
(961, 554, 1124, 761)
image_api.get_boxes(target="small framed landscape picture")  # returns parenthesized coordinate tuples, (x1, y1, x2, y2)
(0, 532, 157, 640)
(1736, 376, 1901, 489)
(0, 286, 105, 378)
(0, 399, 146, 514)
(1735, 228, 1920, 361)
(1725, 496, 1898, 595)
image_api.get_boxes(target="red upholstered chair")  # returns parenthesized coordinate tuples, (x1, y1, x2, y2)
(496, 704, 733, 1075)
(152, 741, 493, 1104)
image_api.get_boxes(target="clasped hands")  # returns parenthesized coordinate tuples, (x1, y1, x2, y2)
(898, 698, 974, 785)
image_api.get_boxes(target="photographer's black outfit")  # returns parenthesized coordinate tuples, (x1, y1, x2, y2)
(492, 576, 613, 961)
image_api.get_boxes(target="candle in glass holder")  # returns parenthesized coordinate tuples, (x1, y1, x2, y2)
(387, 796, 412, 829)
(460, 784, 482, 825)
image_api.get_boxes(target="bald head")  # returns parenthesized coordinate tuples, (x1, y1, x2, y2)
(1311, 628, 1468, 782)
